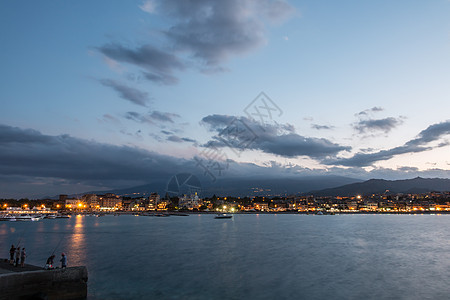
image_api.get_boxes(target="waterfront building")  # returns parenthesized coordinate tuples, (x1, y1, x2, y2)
(178, 193, 201, 210)
(82, 194, 100, 210)
(254, 203, 268, 211)
(98, 194, 122, 210)
(148, 193, 160, 210)
(65, 199, 80, 209)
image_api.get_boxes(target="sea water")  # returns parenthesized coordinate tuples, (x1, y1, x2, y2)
(1, 214, 450, 299)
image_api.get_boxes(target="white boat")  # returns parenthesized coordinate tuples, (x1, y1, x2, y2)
(44, 214, 57, 219)
(16, 214, 41, 221)
(0, 214, 16, 221)
(215, 213, 232, 219)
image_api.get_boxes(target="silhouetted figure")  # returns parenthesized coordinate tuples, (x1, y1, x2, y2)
(20, 248, 26, 267)
(45, 255, 55, 269)
(9, 245, 15, 264)
(60, 253, 67, 268)
(15, 247, 20, 267)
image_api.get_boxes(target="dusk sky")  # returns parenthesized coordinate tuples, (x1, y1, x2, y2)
(1, 0, 450, 198)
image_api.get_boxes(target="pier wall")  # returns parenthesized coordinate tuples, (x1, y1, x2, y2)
(0, 266, 88, 300)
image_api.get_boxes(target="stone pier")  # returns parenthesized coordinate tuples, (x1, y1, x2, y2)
(0, 259, 88, 300)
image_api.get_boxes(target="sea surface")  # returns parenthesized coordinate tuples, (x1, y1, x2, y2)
(1, 214, 450, 299)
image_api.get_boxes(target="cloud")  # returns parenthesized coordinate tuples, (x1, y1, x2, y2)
(311, 124, 334, 130)
(143, 72, 178, 85)
(100, 79, 149, 107)
(150, 111, 180, 123)
(124, 111, 180, 124)
(353, 117, 403, 134)
(124, 111, 153, 124)
(0, 124, 189, 184)
(98, 43, 184, 85)
(99, 0, 295, 81)
(98, 114, 121, 125)
(166, 135, 197, 144)
(0, 124, 448, 198)
(139, 0, 156, 13)
(357, 106, 384, 116)
(159, 0, 294, 67)
(326, 120, 450, 167)
(201, 114, 350, 158)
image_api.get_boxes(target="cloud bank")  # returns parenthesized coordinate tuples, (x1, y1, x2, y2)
(327, 120, 450, 167)
(201, 114, 350, 158)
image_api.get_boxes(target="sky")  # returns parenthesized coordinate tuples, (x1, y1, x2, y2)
(1, 0, 450, 198)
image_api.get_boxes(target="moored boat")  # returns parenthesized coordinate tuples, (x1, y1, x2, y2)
(16, 214, 41, 221)
(215, 213, 232, 219)
(0, 214, 16, 221)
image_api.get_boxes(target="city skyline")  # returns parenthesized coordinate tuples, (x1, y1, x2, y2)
(1, 0, 449, 198)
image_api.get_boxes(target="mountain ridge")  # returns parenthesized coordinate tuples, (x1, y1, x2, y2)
(307, 177, 450, 197)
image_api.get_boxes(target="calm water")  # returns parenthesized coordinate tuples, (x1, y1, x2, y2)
(1, 214, 450, 299)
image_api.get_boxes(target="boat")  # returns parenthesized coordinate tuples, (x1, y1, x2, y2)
(44, 214, 57, 219)
(154, 213, 170, 217)
(16, 214, 41, 221)
(56, 214, 70, 218)
(215, 213, 232, 219)
(169, 213, 189, 216)
(0, 214, 16, 221)
(316, 211, 324, 215)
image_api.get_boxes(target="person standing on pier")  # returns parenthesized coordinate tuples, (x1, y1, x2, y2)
(60, 253, 67, 268)
(15, 247, 20, 267)
(9, 244, 15, 264)
(20, 248, 26, 267)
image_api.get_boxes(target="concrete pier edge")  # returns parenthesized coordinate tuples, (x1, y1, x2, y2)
(0, 263, 88, 300)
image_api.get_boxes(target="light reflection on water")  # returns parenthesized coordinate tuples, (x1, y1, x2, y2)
(1, 214, 450, 299)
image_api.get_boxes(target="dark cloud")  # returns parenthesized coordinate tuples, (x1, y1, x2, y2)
(150, 111, 180, 123)
(0, 124, 448, 198)
(326, 120, 450, 167)
(100, 79, 149, 107)
(99, 43, 184, 78)
(311, 124, 334, 130)
(143, 72, 179, 85)
(124, 111, 154, 124)
(98, 43, 182, 85)
(166, 135, 197, 144)
(353, 117, 403, 134)
(99, 1, 294, 82)
(357, 106, 384, 116)
(201, 114, 350, 158)
(125, 111, 180, 124)
(158, 0, 294, 66)
(0, 124, 189, 184)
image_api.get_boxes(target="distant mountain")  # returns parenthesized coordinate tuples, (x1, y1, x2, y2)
(308, 177, 450, 197)
(72, 175, 360, 198)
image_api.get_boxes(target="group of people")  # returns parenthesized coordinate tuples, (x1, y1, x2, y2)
(8, 244, 67, 269)
(9, 244, 26, 267)
(44, 253, 67, 269)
